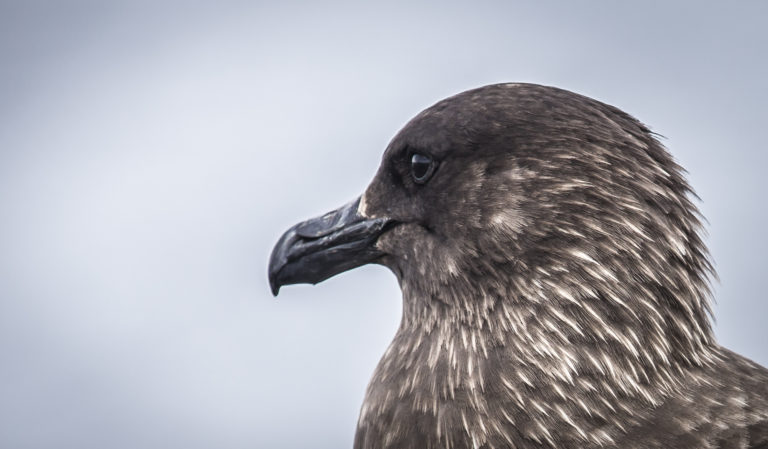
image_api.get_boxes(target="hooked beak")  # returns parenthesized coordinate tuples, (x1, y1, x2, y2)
(268, 197, 393, 296)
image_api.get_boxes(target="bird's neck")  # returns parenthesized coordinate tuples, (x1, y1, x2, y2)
(359, 266, 719, 447)
(393, 265, 717, 405)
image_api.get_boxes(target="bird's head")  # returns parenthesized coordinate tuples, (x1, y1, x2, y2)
(269, 84, 715, 371)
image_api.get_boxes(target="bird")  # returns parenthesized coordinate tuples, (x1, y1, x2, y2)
(268, 83, 768, 448)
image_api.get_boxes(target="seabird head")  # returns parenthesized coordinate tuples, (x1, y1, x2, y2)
(269, 84, 717, 430)
(270, 82, 713, 342)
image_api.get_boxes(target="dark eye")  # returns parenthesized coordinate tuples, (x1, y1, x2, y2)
(410, 153, 436, 184)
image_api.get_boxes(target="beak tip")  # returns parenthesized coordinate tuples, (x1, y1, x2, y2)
(268, 271, 281, 297)
(268, 238, 287, 297)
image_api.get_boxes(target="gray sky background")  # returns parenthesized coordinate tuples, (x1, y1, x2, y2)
(1, 1, 766, 448)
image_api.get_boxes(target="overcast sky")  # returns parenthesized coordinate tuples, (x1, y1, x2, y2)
(1, 1, 766, 448)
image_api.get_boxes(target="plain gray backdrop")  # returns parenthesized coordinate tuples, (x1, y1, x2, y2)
(1, 1, 766, 448)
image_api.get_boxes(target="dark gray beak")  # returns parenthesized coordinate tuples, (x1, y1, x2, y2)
(268, 197, 393, 296)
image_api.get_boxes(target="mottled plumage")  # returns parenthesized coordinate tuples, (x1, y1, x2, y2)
(269, 83, 768, 448)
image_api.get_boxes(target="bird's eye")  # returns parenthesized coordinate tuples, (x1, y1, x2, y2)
(410, 153, 436, 184)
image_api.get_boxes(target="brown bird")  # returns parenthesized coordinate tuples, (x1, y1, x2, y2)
(268, 83, 768, 448)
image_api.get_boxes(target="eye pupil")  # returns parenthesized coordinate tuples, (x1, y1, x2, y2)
(411, 153, 434, 183)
